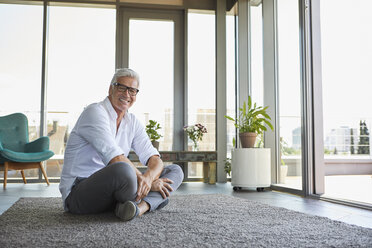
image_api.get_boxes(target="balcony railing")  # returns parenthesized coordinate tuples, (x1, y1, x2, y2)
(282, 155, 372, 176)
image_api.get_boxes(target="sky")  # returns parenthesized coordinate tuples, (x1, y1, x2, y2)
(275, 0, 372, 146)
(0, 1, 371, 148)
(320, 0, 372, 132)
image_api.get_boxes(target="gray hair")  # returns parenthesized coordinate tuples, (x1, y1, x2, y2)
(110, 68, 140, 87)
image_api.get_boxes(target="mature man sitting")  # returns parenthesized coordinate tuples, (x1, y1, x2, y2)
(59, 68, 184, 221)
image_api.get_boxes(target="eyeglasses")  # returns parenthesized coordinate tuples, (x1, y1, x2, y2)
(112, 82, 139, 96)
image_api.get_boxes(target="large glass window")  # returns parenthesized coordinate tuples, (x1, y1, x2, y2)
(0, 3, 43, 179)
(46, 5, 116, 178)
(128, 19, 174, 151)
(250, 2, 264, 147)
(187, 11, 216, 178)
(226, 13, 236, 178)
(277, 0, 303, 189)
(250, 2, 263, 108)
(320, 0, 372, 205)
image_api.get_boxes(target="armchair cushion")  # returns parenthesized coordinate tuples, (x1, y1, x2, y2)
(0, 148, 54, 163)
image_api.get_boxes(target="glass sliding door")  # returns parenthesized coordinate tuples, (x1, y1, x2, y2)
(128, 19, 174, 151)
(120, 8, 184, 163)
(319, 0, 372, 205)
(187, 11, 215, 179)
(276, 0, 303, 190)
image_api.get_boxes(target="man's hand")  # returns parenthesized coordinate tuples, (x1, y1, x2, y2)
(136, 174, 153, 202)
(135, 155, 164, 201)
(151, 178, 174, 199)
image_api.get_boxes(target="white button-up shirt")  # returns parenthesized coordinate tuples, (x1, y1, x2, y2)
(59, 97, 159, 208)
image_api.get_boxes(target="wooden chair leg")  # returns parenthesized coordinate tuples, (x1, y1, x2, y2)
(39, 162, 50, 186)
(57, 160, 62, 172)
(21, 170, 27, 184)
(208, 162, 216, 184)
(4, 162, 8, 189)
(203, 162, 209, 183)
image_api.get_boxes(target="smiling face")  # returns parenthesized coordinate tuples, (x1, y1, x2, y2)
(108, 76, 139, 118)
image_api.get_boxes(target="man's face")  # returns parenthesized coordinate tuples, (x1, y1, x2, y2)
(109, 76, 139, 115)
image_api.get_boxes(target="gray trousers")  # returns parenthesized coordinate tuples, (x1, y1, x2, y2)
(65, 162, 184, 214)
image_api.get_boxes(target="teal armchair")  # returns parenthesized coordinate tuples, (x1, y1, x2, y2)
(0, 113, 54, 189)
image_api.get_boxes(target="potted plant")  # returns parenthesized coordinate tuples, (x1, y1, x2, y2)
(145, 120, 162, 150)
(183, 123, 208, 151)
(225, 96, 274, 148)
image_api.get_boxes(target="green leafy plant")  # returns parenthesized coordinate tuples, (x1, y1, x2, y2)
(224, 96, 274, 134)
(224, 157, 232, 176)
(145, 120, 162, 142)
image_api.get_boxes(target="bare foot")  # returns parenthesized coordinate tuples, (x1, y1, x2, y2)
(137, 200, 150, 216)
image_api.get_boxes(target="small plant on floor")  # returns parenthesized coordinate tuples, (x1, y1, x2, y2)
(224, 158, 232, 176)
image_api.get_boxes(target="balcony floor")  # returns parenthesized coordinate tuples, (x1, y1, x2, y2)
(323, 175, 372, 205)
(276, 175, 372, 205)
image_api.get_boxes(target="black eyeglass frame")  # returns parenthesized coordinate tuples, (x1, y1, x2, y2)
(112, 82, 139, 96)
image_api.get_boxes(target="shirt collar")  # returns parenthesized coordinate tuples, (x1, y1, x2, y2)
(103, 97, 119, 121)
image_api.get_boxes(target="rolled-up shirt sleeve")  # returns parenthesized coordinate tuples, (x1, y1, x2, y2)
(76, 105, 124, 165)
(131, 118, 160, 166)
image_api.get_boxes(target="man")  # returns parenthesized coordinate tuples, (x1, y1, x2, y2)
(59, 68, 184, 221)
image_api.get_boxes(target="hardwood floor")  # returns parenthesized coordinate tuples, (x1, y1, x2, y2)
(1, 182, 371, 229)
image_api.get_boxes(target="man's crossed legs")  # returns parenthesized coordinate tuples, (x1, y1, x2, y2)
(65, 162, 184, 221)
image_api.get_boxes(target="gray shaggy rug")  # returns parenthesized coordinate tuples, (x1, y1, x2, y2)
(0, 194, 371, 247)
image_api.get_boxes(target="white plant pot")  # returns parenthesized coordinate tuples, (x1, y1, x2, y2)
(279, 165, 288, 184)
